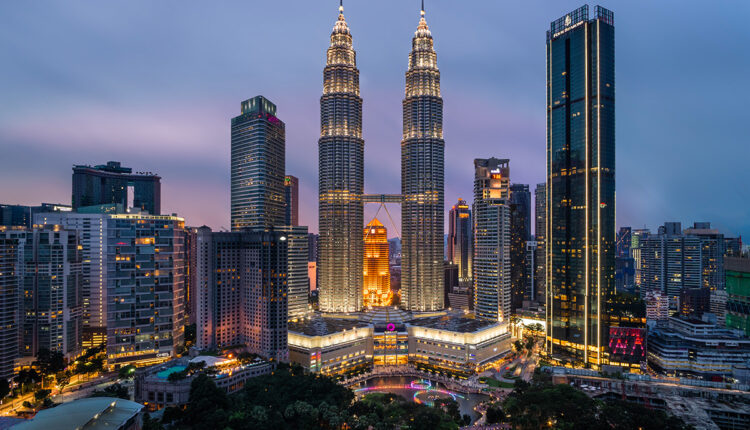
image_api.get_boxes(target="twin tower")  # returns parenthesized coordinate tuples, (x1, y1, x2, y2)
(318, 3, 445, 313)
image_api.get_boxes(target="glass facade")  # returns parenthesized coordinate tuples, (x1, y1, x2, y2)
(447, 199, 472, 283)
(510, 184, 531, 311)
(546, 5, 615, 367)
(230, 96, 286, 231)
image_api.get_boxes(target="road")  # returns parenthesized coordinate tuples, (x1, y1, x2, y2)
(0, 373, 122, 416)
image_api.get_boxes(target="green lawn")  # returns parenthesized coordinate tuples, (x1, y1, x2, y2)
(479, 377, 515, 389)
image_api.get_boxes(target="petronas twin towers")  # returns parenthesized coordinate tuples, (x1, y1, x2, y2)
(319, 3, 445, 313)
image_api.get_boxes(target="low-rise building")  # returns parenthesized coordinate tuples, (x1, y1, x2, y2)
(648, 316, 750, 379)
(288, 316, 373, 375)
(288, 309, 510, 378)
(409, 315, 511, 376)
(14, 397, 144, 430)
(134, 355, 275, 410)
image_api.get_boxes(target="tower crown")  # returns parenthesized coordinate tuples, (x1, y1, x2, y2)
(332, 1, 350, 35)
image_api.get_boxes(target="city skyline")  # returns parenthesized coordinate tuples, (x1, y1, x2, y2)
(1, 1, 748, 240)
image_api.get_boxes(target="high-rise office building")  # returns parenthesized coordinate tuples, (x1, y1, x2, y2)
(184, 226, 199, 325)
(510, 184, 531, 313)
(35, 212, 107, 347)
(546, 5, 615, 367)
(281, 225, 309, 320)
(401, 5, 445, 312)
(642, 222, 726, 309)
(308, 233, 318, 262)
(318, 3, 364, 313)
(231, 96, 286, 231)
(363, 219, 391, 308)
(641, 223, 701, 306)
(195, 227, 289, 362)
(103, 213, 185, 368)
(684, 223, 725, 291)
(534, 183, 546, 302)
(616, 227, 632, 258)
(447, 199, 472, 284)
(0, 235, 19, 381)
(284, 175, 299, 226)
(525, 240, 538, 303)
(725, 237, 743, 257)
(631, 228, 650, 290)
(2, 227, 83, 359)
(41, 211, 188, 367)
(473, 158, 511, 322)
(72, 162, 160, 214)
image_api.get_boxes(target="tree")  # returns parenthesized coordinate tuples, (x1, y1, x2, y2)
(143, 412, 165, 430)
(485, 403, 504, 424)
(502, 371, 692, 430)
(56, 371, 71, 392)
(237, 351, 259, 364)
(34, 389, 51, 402)
(183, 374, 230, 430)
(35, 348, 66, 375)
(90, 383, 129, 400)
(15, 369, 41, 394)
(118, 365, 137, 380)
(0, 378, 10, 400)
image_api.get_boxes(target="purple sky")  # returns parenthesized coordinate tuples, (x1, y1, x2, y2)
(1, 1, 748, 239)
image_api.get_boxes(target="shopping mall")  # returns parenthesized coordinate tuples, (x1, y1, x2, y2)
(288, 308, 511, 378)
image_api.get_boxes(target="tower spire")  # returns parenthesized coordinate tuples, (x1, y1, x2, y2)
(421, 0, 425, 16)
(339, 0, 343, 14)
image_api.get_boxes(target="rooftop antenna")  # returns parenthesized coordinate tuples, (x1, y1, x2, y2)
(339, 0, 343, 13)
(421, 0, 425, 16)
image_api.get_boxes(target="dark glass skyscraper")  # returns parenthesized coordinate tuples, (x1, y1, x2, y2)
(447, 199, 472, 284)
(72, 161, 160, 214)
(401, 6, 445, 311)
(318, 3, 364, 312)
(546, 5, 615, 367)
(510, 184, 531, 312)
(230, 96, 286, 231)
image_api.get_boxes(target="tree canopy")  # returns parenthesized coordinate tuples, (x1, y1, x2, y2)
(501, 371, 693, 430)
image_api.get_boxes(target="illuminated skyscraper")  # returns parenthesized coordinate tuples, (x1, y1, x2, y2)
(546, 5, 615, 367)
(401, 4, 444, 311)
(447, 199, 472, 284)
(231, 96, 285, 231)
(473, 158, 511, 322)
(284, 175, 299, 226)
(318, 2, 364, 313)
(363, 219, 391, 307)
